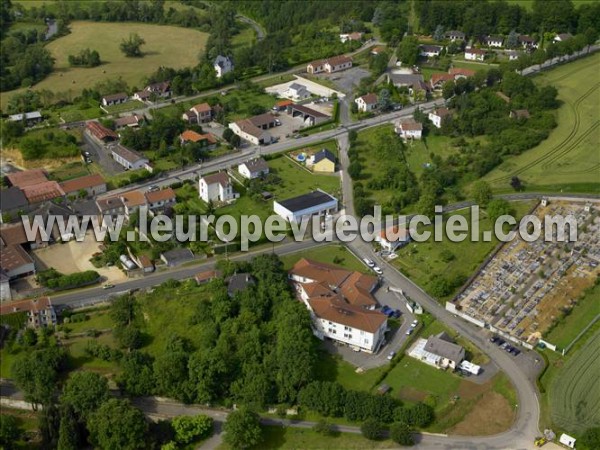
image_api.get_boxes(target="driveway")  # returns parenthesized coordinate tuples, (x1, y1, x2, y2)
(82, 132, 122, 176)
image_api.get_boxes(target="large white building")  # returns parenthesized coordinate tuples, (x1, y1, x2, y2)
(110, 144, 151, 171)
(199, 172, 237, 204)
(289, 258, 386, 353)
(273, 190, 338, 223)
(229, 113, 277, 146)
(394, 118, 423, 140)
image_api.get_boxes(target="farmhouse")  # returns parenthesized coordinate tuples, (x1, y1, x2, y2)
(307, 149, 336, 173)
(110, 144, 151, 171)
(339, 32, 363, 43)
(0, 297, 56, 328)
(273, 190, 338, 223)
(419, 44, 443, 57)
(287, 104, 330, 126)
(214, 55, 234, 78)
(376, 225, 410, 251)
(394, 118, 423, 140)
(355, 93, 378, 112)
(289, 258, 386, 353)
(199, 172, 237, 203)
(429, 107, 453, 129)
(8, 111, 43, 127)
(306, 55, 352, 74)
(0, 187, 28, 223)
(114, 114, 143, 129)
(59, 173, 107, 197)
(238, 158, 269, 179)
(21, 181, 65, 204)
(465, 48, 486, 61)
(86, 121, 118, 143)
(286, 83, 311, 100)
(101, 92, 128, 107)
(445, 30, 465, 41)
(486, 35, 504, 48)
(182, 103, 213, 124)
(179, 130, 218, 149)
(409, 332, 465, 369)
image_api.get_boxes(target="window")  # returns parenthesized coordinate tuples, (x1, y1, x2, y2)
(364, 339, 369, 344)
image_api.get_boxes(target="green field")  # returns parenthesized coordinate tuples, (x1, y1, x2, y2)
(544, 280, 600, 349)
(483, 53, 600, 193)
(391, 201, 536, 301)
(549, 328, 600, 433)
(280, 243, 369, 273)
(1, 21, 209, 109)
(506, 0, 597, 9)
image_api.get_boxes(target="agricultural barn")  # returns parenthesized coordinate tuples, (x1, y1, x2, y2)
(287, 104, 330, 126)
(273, 190, 338, 223)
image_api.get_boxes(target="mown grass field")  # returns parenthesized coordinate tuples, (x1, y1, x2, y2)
(391, 200, 536, 301)
(1, 21, 209, 109)
(280, 243, 368, 273)
(483, 53, 600, 193)
(549, 328, 600, 433)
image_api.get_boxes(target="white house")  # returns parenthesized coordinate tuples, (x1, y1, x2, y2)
(486, 35, 504, 48)
(376, 225, 410, 251)
(394, 118, 422, 140)
(559, 433, 576, 449)
(182, 103, 213, 124)
(307, 55, 352, 74)
(101, 92, 128, 107)
(110, 144, 151, 171)
(428, 107, 452, 129)
(507, 50, 520, 61)
(214, 55, 234, 78)
(238, 158, 269, 179)
(273, 190, 338, 223)
(419, 44, 443, 57)
(286, 82, 311, 100)
(465, 48, 486, 61)
(553, 33, 573, 43)
(145, 188, 176, 211)
(199, 172, 237, 203)
(355, 93, 378, 112)
(445, 30, 465, 42)
(339, 32, 362, 43)
(409, 332, 465, 370)
(229, 114, 276, 146)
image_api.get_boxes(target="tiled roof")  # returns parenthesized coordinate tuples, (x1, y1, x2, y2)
(145, 187, 176, 203)
(86, 121, 118, 140)
(308, 296, 386, 333)
(5, 169, 48, 188)
(0, 297, 52, 316)
(359, 93, 378, 105)
(202, 172, 230, 187)
(60, 174, 106, 194)
(21, 181, 64, 203)
(120, 190, 146, 207)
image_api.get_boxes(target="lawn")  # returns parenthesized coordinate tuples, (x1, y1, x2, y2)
(280, 243, 369, 273)
(217, 425, 397, 450)
(391, 200, 536, 301)
(65, 333, 120, 374)
(62, 307, 114, 334)
(267, 154, 341, 201)
(103, 100, 146, 115)
(543, 280, 600, 349)
(48, 161, 91, 182)
(482, 52, 600, 194)
(1, 21, 209, 109)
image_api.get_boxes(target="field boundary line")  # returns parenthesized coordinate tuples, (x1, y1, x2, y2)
(563, 313, 600, 355)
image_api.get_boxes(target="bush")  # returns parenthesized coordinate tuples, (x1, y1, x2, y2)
(390, 421, 414, 446)
(172, 415, 213, 444)
(37, 269, 100, 290)
(313, 419, 336, 436)
(361, 419, 384, 440)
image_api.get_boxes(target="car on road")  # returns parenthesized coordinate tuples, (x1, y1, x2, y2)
(392, 309, 402, 318)
(363, 258, 375, 267)
(373, 266, 383, 275)
(102, 284, 114, 290)
(387, 351, 396, 360)
(83, 151, 90, 156)
(411, 319, 418, 328)
(274, 119, 281, 126)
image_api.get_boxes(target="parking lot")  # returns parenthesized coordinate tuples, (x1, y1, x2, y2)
(315, 67, 372, 94)
(266, 75, 344, 99)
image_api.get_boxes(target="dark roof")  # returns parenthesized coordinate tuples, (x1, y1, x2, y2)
(313, 149, 335, 164)
(86, 121, 118, 141)
(0, 187, 28, 211)
(387, 73, 424, 86)
(242, 158, 269, 173)
(425, 332, 465, 363)
(227, 273, 255, 296)
(420, 44, 443, 53)
(249, 112, 277, 127)
(161, 248, 195, 265)
(111, 145, 148, 164)
(277, 190, 337, 213)
(103, 92, 128, 102)
(289, 104, 329, 118)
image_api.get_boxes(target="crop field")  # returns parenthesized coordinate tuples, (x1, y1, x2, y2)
(549, 328, 600, 433)
(483, 53, 600, 193)
(1, 21, 208, 109)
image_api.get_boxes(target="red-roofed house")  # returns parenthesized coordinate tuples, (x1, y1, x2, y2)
(5, 169, 48, 189)
(465, 48, 486, 61)
(179, 130, 218, 149)
(355, 93, 378, 112)
(0, 297, 56, 328)
(145, 188, 176, 210)
(430, 73, 454, 90)
(21, 181, 65, 204)
(448, 68, 476, 79)
(428, 107, 453, 129)
(60, 174, 107, 197)
(182, 103, 213, 124)
(86, 121, 118, 143)
(394, 118, 423, 140)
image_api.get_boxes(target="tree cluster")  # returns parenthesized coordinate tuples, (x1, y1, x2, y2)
(36, 268, 100, 290)
(68, 48, 101, 67)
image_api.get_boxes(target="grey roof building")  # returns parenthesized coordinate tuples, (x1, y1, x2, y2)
(0, 187, 28, 216)
(160, 248, 195, 267)
(424, 332, 465, 366)
(227, 272, 255, 297)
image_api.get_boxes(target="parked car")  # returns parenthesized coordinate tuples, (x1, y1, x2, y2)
(512, 349, 521, 356)
(387, 351, 395, 360)
(363, 258, 375, 267)
(373, 266, 383, 275)
(406, 328, 413, 335)
(381, 306, 394, 317)
(147, 185, 160, 192)
(274, 119, 281, 126)
(411, 319, 418, 328)
(500, 342, 509, 350)
(392, 309, 402, 319)
(496, 339, 506, 346)
(490, 336, 499, 343)
(505, 345, 514, 353)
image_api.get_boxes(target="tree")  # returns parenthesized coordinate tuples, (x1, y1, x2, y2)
(118, 351, 155, 396)
(12, 347, 65, 408)
(580, 427, 600, 450)
(487, 198, 515, 223)
(471, 180, 493, 206)
(510, 176, 523, 191)
(433, 25, 444, 41)
(409, 403, 434, 427)
(506, 30, 519, 49)
(61, 371, 109, 419)
(87, 399, 148, 450)
(390, 421, 414, 446)
(110, 294, 136, 327)
(0, 415, 20, 449)
(120, 33, 146, 57)
(442, 80, 455, 100)
(397, 36, 420, 66)
(223, 408, 262, 450)
(172, 415, 213, 444)
(361, 418, 384, 440)
(377, 88, 392, 111)
(114, 325, 142, 350)
(57, 404, 80, 450)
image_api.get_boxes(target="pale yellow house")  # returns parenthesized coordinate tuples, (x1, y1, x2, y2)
(308, 149, 336, 173)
